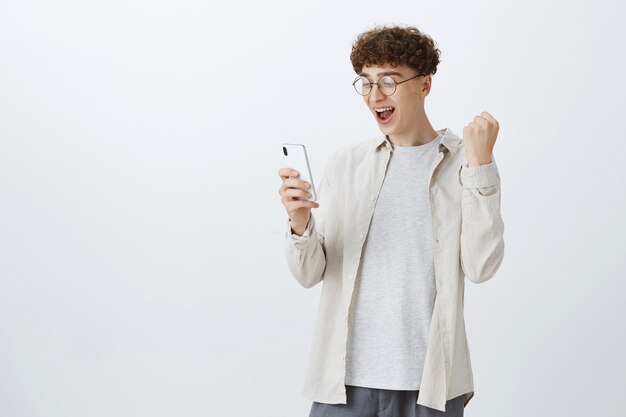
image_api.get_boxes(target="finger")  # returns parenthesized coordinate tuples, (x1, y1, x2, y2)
(285, 200, 319, 211)
(474, 115, 488, 124)
(283, 187, 312, 200)
(281, 178, 310, 192)
(283, 193, 318, 204)
(480, 111, 498, 125)
(278, 167, 299, 179)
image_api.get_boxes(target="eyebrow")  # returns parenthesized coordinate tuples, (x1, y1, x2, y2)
(359, 71, 403, 77)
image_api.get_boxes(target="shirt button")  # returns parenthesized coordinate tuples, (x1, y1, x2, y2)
(359, 233, 364, 239)
(370, 195, 375, 201)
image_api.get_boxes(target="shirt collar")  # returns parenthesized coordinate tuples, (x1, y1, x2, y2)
(371, 127, 460, 156)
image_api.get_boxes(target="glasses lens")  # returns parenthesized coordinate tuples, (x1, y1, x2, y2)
(379, 76, 396, 95)
(354, 77, 371, 95)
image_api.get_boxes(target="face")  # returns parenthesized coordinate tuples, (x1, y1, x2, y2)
(358, 63, 432, 136)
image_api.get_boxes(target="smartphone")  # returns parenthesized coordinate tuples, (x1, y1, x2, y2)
(281, 143, 317, 202)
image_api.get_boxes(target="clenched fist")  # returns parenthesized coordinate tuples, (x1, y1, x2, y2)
(463, 111, 499, 167)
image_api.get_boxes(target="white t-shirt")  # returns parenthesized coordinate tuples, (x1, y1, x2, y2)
(345, 133, 443, 390)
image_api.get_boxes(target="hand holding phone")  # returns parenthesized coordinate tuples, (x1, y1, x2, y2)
(278, 143, 319, 236)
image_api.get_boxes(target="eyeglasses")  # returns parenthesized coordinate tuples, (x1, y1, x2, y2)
(352, 73, 425, 96)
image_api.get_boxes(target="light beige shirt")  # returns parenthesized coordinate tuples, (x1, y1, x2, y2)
(284, 127, 505, 412)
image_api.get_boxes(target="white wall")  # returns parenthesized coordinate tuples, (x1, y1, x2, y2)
(1, 0, 625, 416)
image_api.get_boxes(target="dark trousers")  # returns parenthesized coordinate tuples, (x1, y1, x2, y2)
(309, 385, 465, 417)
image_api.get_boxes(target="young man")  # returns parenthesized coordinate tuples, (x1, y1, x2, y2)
(278, 25, 504, 417)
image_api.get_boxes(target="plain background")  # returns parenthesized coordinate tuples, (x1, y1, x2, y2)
(1, 0, 625, 416)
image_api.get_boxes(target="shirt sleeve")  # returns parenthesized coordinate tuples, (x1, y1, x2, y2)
(283, 154, 334, 289)
(458, 156, 505, 283)
(286, 214, 315, 245)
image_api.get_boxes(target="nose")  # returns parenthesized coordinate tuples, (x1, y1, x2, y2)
(370, 83, 386, 101)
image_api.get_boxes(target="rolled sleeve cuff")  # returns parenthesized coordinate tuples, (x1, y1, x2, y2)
(459, 161, 500, 189)
(286, 215, 316, 246)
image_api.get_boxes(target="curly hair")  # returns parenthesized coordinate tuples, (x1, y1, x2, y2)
(350, 25, 441, 76)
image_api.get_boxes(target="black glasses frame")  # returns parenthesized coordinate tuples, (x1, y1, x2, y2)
(352, 73, 426, 96)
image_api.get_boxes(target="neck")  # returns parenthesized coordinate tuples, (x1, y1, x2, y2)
(386, 111, 438, 147)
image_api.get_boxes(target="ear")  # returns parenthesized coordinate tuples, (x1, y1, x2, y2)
(422, 75, 433, 96)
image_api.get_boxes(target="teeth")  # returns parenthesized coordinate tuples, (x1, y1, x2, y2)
(374, 107, 394, 112)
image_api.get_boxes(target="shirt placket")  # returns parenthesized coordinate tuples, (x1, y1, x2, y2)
(340, 147, 392, 374)
(427, 146, 452, 390)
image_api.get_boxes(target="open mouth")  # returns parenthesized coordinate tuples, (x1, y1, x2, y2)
(375, 107, 395, 122)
